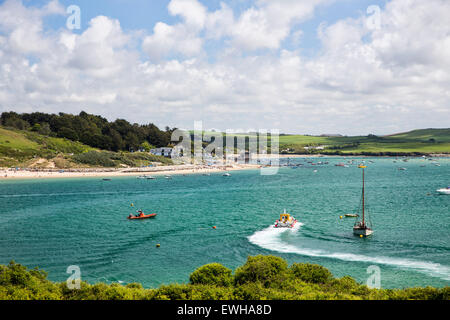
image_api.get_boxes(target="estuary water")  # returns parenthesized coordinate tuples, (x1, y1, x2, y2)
(0, 157, 449, 289)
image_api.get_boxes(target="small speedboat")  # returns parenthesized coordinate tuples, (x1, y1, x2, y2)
(223, 172, 231, 176)
(345, 214, 359, 218)
(128, 211, 157, 220)
(274, 209, 297, 228)
(437, 187, 450, 195)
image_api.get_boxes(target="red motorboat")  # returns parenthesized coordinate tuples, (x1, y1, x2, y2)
(128, 210, 157, 220)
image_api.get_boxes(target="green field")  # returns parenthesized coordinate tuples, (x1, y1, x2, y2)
(195, 128, 450, 155)
(277, 129, 450, 155)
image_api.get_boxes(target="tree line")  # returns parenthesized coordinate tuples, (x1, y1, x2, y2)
(0, 111, 176, 152)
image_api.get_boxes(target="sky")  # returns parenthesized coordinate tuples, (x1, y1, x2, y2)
(0, 0, 449, 135)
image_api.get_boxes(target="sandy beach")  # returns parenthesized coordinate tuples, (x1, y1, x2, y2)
(0, 163, 262, 180)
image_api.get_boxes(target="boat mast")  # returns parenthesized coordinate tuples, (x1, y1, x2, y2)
(362, 167, 365, 227)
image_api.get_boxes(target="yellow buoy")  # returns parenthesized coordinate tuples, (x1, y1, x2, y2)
(131, 203, 134, 207)
(156, 244, 160, 248)
(340, 216, 343, 219)
(360, 235, 363, 238)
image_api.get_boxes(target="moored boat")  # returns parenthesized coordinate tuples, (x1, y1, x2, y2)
(353, 165, 374, 237)
(437, 186, 450, 195)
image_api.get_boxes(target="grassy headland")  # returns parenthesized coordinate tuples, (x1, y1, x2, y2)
(0, 126, 172, 168)
(0, 256, 448, 300)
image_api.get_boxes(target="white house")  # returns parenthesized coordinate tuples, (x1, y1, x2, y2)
(304, 145, 328, 151)
(150, 148, 173, 157)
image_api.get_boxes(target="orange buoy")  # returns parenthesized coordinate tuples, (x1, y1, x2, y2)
(212, 226, 217, 229)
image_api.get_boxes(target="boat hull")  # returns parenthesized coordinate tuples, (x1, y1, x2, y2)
(128, 214, 157, 220)
(274, 219, 297, 228)
(437, 189, 450, 195)
(353, 227, 373, 237)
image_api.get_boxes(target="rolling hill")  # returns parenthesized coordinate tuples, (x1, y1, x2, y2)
(278, 128, 450, 155)
(1, 126, 449, 168)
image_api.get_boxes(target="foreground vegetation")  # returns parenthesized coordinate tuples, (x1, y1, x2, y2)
(1, 256, 448, 300)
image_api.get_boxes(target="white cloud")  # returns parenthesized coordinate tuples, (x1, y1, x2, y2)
(0, 0, 449, 135)
(229, 0, 329, 51)
(142, 22, 204, 61)
(142, 0, 206, 61)
(168, 0, 207, 30)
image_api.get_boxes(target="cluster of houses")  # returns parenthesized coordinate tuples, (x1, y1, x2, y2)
(150, 147, 174, 157)
(149, 147, 252, 164)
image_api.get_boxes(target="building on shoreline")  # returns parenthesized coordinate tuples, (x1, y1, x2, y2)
(150, 148, 173, 157)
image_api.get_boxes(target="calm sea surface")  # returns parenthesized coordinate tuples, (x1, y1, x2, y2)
(0, 157, 449, 289)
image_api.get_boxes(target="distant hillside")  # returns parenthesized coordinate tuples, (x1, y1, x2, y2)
(0, 126, 172, 168)
(278, 128, 450, 155)
(387, 128, 450, 142)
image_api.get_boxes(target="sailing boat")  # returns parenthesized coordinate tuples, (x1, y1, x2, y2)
(353, 165, 374, 237)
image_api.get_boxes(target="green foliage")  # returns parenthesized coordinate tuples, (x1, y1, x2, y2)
(0, 257, 448, 300)
(72, 150, 172, 167)
(290, 263, 333, 284)
(0, 261, 62, 300)
(189, 263, 233, 287)
(72, 151, 117, 167)
(1, 111, 175, 152)
(234, 255, 289, 287)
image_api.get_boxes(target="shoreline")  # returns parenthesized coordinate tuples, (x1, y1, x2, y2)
(1, 153, 447, 181)
(0, 164, 261, 180)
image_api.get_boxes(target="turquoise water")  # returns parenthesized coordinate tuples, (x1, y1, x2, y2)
(0, 157, 449, 289)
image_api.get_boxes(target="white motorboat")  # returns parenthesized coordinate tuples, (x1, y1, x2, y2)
(437, 187, 450, 195)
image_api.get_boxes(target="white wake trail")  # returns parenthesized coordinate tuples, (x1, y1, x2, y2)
(248, 225, 450, 281)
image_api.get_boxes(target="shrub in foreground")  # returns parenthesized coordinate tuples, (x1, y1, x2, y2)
(189, 263, 233, 287)
(1, 257, 449, 300)
(234, 255, 289, 287)
(290, 263, 333, 284)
